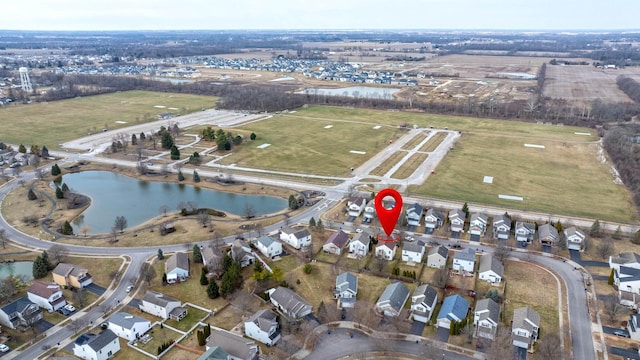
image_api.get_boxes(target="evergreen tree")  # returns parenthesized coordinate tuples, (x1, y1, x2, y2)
(41, 146, 49, 158)
(308, 217, 316, 228)
(461, 202, 469, 217)
(207, 280, 219, 299)
(170, 145, 180, 160)
(178, 170, 185, 182)
(27, 188, 37, 200)
(60, 221, 73, 235)
(139, 132, 146, 140)
(196, 330, 205, 346)
(288, 195, 299, 210)
(633, 230, 640, 245)
(160, 131, 174, 149)
(193, 244, 203, 263)
(608, 268, 615, 285)
(590, 220, 601, 237)
(51, 163, 61, 176)
(253, 261, 267, 281)
(613, 226, 623, 240)
(157, 249, 164, 260)
(200, 267, 209, 285)
(61, 183, 69, 193)
(32, 256, 48, 279)
(193, 170, 200, 183)
(250, 132, 256, 140)
(223, 255, 233, 272)
(18, 144, 26, 153)
(131, 134, 137, 145)
(162, 272, 167, 283)
(55, 186, 64, 199)
(203, 323, 211, 338)
(316, 219, 324, 231)
(41, 250, 52, 270)
(555, 221, 563, 233)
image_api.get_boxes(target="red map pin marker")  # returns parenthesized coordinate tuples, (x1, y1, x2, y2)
(374, 188, 403, 237)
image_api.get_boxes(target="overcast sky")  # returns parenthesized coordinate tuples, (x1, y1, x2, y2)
(3, 0, 638, 31)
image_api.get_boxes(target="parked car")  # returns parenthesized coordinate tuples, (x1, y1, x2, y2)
(614, 330, 630, 338)
(64, 304, 76, 312)
(126, 285, 134, 293)
(57, 307, 71, 316)
(0, 344, 9, 352)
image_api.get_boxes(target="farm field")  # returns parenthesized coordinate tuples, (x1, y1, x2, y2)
(543, 65, 635, 104)
(0, 91, 217, 147)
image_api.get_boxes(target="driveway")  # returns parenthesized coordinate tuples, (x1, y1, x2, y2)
(409, 321, 425, 336)
(128, 298, 141, 308)
(34, 319, 54, 333)
(435, 326, 450, 342)
(569, 250, 608, 267)
(85, 283, 106, 296)
(603, 325, 629, 337)
(610, 346, 640, 359)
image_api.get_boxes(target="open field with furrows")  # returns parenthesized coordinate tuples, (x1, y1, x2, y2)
(370, 151, 406, 177)
(543, 65, 637, 104)
(411, 132, 634, 222)
(219, 114, 401, 176)
(401, 131, 429, 150)
(419, 132, 447, 153)
(390, 153, 427, 179)
(0, 91, 217, 147)
(503, 260, 559, 335)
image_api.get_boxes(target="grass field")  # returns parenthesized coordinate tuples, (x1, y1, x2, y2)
(391, 153, 428, 179)
(0, 91, 217, 147)
(370, 151, 406, 177)
(419, 132, 447, 152)
(402, 131, 429, 150)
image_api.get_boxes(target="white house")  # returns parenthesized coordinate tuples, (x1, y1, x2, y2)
(493, 215, 511, 240)
(27, 281, 66, 312)
(427, 245, 449, 269)
(453, 248, 476, 273)
(255, 236, 283, 259)
(244, 309, 281, 346)
(436, 295, 469, 329)
(512, 307, 540, 352)
(73, 330, 120, 360)
(363, 200, 375, 223)
(165, 252, 189, 284)
(411, 284, 438, 323)
(323, 230, 350, 255)
(627, 313, 640, 341)
(469, 212, 488, 241)
(139, 291, 187, 321)
(348, 232, 370, 258)
(334, 272, 358, 308)
(108, 312, 151, 342)
(474, 298, 500, 340)
(375, 241, 397, 261)
(564, 227, 586, 251)
(538, 224, 559, 246)
(402, 241, 425, 263)
(405, 203, 423, 227)
(0, 297, 42, 329)
(424, 208, 444, 234)
(375, 282, 410, 317)
(279, 227, 312, 249)
(268, 287, 312, 320)
(614, 266, 640, 295)
(347, 197, 368, 218)
(611, 252, 640, 274)
(231, 239, 255, 268)
(515, 222, 536, 244)
(478, 255, 504, 284)
(448, 209, 466, 235)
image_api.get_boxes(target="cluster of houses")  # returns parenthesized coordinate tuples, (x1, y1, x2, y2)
(53, 64, 200, 78)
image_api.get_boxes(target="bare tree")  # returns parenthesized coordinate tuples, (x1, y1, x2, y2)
(80, 225, 91, 237)
(116, 132, 130, 153)
(136, 161, 148, 175)
(0, 277, 17, 303)
(486, 328, 519, 360)
(68, 318, 87, 333)
(34, 168, 45, 180)
(47, 244, 69, 265)
(494, 243, 510, 263)
(535, 333, 562, 360)
(432, 267, 449, 289)
(159, 205, 170, 217)
(372, 256, 386, 273)
(72, 214, 85, 228)
(603, 296, 627, 322)
(0, 228, 6, 248)
(140, 263, 157, 284)
(73, 288, 88, 308)
(244, 203, 256, 219)
(97, 303, 111, 315)
(110, 227, 118, 243)
(597, 239, 615, 260)
(197, 211, 211, 228)
(353, 300, 378, 328)
(29, 154, 40, 168)
(114, 216, 127, 232)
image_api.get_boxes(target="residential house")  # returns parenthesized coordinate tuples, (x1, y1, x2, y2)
(564, 227, 586, 251)
(255, 236, 283, 259)
(279, 227, 312, 250)
(474, 298, 500, 340)
(427, 246, 449, 269)
(375, 282, 410, 317)
(469, 212, 488, 241)
(52, 263, 93, 288)
(334, 272, 358, 308)
(478, 255, 504, 284)
(108, 312, 151, 342)
(198, 346, 229, 360)
(73, 330, 120, 360)
(515, 222, 536, 245)
(436, 295, 469, 329)
(538, 224, 559, 246)
(139, 291, 187, 321)
(348, 232, 370, 258)
(27, 281, 66, 312)
(375, 241, 397, 261)
(448, 209, 466, 235)
(614, 266, 640, 298)
(493, 215, 511, 240)
(410, 284, 438, 323)
(511, 307, 540, 352)
(323, 230, 350, 255)
(201, 245, 225, 274)
(405, 203, 423, 227)
(627, 313, 640, 341)
(268, 286, 312, 319)
(424, 208, 444, 234)
(610, 252, 640, 272)
(453, 248, 476, 273)
(0, 297, 42, 329)
(347, 197, 367, 218)
(231, 239, 255, 268)
(203, 330, 258, 360)
(363, 200, 375, 223)
(165, 252, 190, 284)
(402, 241, 426, 263)
(244, 309, 281, 346)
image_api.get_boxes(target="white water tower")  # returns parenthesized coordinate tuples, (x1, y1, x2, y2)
(19, 67, 32, 92)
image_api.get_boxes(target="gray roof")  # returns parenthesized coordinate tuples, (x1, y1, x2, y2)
(413, 284, 437, 305)
(612, 252, 640, 265)
(75, 329, 118, 352)
(454, 248, 476, 262)
(257, 236, 279, 247)
(293, 228, 311, 238)
(142, 291, 180, 307)
(270, 287, 312, 316)
(198, 346, 229, 360)
(425, 208, 444, 221)
(479, 255, 504, 277)
(475, 298, 500, 323)
(246, 309, 277, 332)
(166, 252, 189, 272)
(516, 221, 535, 232)
(377, 282, 410, 313)
(350, 232, 370, 247)
(52, 263, 88, 278)
(470, 212, 488, 223)
(564, 226, 584, 239)
(403, 240, 425, 254)
(493, 215, 511, 228)
(538, 224, 559, 241)
(618, 266, 640, 283)
(1, 297, 37, 315)
(336, 272, 358, 294)
(429, 245, 449, 259)
(512, 307, 540, 331)
(325, 230, 350, 248)
(449, 209, 465, 220)
(109, 312, 149, 329)
(206, 330, 257, 360)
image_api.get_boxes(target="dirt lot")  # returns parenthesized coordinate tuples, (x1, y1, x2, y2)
(543, 64, 636, 104)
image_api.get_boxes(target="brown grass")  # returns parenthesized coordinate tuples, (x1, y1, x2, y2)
(419, 132, 447, 153)
(390, 153, 428, 179)
(402, 131, 429, 150)
(370, 151, 406, 177)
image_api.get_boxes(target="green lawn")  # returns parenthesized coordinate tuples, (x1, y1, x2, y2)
(1, 91, 217, 148)
(164, 306, 209, 332)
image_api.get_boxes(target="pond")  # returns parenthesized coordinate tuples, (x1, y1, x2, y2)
(0, 262, 33, 281)
(296, 86, 399, 99)
(61, 171, 288, 234)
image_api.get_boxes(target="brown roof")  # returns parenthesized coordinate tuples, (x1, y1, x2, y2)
(52, 263, 88, 278)
(166, 252, 189, 272)
(324, 230, 350, 248)
(28, 281, 61, 298)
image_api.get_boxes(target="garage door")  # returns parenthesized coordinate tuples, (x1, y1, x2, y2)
(438, 319, 450, 329)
